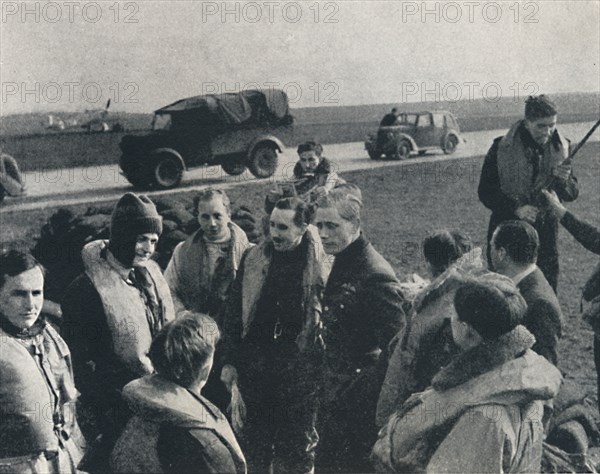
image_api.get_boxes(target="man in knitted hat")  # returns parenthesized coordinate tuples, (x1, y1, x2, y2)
(61, 192, 174, 472)
(478, 94, 579, 291)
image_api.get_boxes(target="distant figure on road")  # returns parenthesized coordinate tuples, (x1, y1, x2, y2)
(478, 94, 579, 291)
(379, 107, 399, 127)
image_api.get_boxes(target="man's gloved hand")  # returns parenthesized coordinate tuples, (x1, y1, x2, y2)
(221, 365, 246, 433)
(515, 204, 539, 224)
(220, 364, 238, 392)
(552, 164, 572, 182)
(541, 190, 567, 219)
(229, 384, 246, 434)
(312, 186, 327, 198)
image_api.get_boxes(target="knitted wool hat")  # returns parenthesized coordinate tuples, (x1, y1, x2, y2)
(108, 193, 162, 265)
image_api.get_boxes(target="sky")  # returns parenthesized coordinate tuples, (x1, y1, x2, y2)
(1, 0, 599, 115)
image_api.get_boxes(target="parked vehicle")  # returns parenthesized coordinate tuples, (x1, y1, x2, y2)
(365, 111, 463, 160)
(119, 89, 293, 189)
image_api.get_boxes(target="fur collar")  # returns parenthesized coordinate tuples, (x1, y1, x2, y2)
(432, 325, 535, 391)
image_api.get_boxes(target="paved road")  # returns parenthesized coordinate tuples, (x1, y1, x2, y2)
(2, 121, 598, 212)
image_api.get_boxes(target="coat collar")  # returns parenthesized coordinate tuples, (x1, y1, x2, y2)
(124, 374, 224, 426)
(333, 232, 368, 263)
(432, 325, 536, 391)
(0, 313, 46, 339)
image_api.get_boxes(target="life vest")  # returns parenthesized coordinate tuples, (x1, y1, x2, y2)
(82, 240, 175, 376)
(497, 120, 569, 204)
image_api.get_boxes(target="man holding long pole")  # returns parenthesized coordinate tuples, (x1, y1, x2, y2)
(478, 95, 580, 291)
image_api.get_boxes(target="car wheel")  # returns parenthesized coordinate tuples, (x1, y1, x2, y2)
(393, 140, 411, 160)
(153, 154, 184, 189)
(221, 160, 247, 176)
(443, 135, 459, 154)
(249, 144, 278, 178)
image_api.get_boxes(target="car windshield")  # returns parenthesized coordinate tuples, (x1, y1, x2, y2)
(152, 114, 171, 131)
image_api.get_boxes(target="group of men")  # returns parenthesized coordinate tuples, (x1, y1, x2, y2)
(0, 94, 595, 474)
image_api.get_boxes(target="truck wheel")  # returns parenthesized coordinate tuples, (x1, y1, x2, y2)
(443, 135, 458, 154)
(393, 140, 411, 160)
(221, 160, 247, 176)
(249, 144, 278, 178)
(120, 155, 150, 188)
(368, 149, 381, 160)
(153, 154, 184, 189)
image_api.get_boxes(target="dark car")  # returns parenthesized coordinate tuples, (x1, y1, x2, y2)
(119, 89, 293, 189)
(365, 111, 463, 160)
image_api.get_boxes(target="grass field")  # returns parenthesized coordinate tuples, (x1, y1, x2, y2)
(2, 142, 599, 411)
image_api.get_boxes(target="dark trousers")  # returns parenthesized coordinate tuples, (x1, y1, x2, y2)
(317, 362, 385, 473)
(239, 345, 320, 474)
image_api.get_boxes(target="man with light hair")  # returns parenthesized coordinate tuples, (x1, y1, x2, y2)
(165, 188, 252, 411)
(314, 187, 405, 473)
(165, 189, 252, 323)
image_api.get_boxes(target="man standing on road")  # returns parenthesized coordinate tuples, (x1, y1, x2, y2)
(379, 107, 399, 127)
(61, 192, 175, 472)
(490, 220, 563, 365)
(314, 188, 406, 473)
(478, 94, 579, 291)
(220, 197, 329, 474)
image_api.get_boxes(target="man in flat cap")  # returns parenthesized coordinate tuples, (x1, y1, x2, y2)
(61, 192, 175, 472)
(478, 95, 579, 291)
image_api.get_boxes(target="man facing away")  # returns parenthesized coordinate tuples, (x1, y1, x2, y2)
(220, 197, 329, 474)
(478, 94, 579, 291)
(490, 219, 563, 365)
(61, 192, 174, 471)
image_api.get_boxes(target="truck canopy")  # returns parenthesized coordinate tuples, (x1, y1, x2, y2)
(154, 89, 292, 127)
